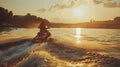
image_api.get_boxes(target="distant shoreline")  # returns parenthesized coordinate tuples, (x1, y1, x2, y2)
(50, 22, 120, 29)
(51, 26, 120, 29)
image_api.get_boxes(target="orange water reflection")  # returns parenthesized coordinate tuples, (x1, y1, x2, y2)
(75, 28, 82, 44)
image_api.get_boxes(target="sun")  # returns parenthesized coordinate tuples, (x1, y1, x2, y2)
(73, 8, 85, 17)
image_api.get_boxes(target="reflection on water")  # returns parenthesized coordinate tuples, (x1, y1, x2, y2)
(75, 28, 81, 38)
(75, 28, 82, 44)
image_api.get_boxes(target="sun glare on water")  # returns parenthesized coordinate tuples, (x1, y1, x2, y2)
(75, 28, 82, 43)
(75, 28, 81, 38)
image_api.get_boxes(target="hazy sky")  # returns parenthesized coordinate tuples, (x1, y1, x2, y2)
(0, 0, 120, 23)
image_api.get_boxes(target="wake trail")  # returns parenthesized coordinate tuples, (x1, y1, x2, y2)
(0, 41, 39, 66)
(0, 38, 120, 67)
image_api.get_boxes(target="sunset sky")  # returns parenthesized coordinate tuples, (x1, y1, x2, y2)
(0, 0, 120, 23)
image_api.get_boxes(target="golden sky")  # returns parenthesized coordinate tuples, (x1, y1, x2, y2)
(0, 0, 120, 23)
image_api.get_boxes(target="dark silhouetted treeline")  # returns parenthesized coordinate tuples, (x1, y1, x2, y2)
(0, 7, 13, 25)
(114, 17, 120, 23)
(0, 7, 50, 28)
(51, 17, 120, 29)
(12, 13, 49, 28)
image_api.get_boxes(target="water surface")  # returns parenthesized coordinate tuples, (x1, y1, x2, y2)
(0, 28, 120, 58)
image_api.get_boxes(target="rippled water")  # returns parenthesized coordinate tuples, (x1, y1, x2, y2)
(51, 28, 120, 45)
(50, 28, 120, 58)
(0, 28, 120, 58)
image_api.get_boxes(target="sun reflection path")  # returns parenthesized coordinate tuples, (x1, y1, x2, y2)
(75, 28, 82, 44)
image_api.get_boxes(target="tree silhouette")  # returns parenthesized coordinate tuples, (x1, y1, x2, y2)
(0, 7, 50, 28)
(114, 17, 120, 23)
(0, 7, 13, 25)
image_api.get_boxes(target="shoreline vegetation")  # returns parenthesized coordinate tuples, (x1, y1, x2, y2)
(50, 21, 120, 29)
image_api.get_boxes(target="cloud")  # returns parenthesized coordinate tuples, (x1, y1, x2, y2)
(38, 0, 120, 13)
(49, 0, 75, 10)
(93, 0, 103, 4)
(104, 1, 120, 8)
(92, 0, 120, 8)
(38, 0, 76, 12)
(38, 0, 86, 13)
(38, 8, 46, 13)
